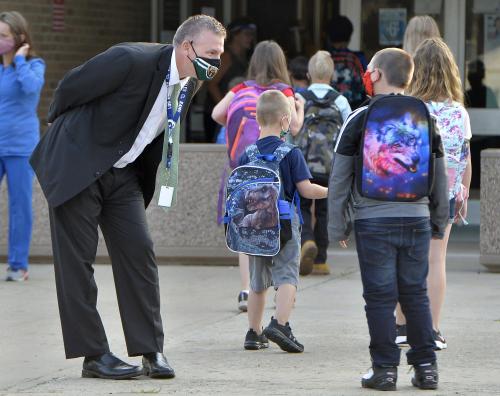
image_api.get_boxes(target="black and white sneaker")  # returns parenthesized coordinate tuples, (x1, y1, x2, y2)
(361, 366, 397, 391)
(395, 324, 409, 347)
(263, 317, 304, 353)
(411, 362, 439, 390)
(433, 330, 447, 350)
(238, 290, 249, 312)
(244, 329, 269, 350)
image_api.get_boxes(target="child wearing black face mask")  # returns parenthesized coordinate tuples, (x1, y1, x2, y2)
(237, 90, 327, 354)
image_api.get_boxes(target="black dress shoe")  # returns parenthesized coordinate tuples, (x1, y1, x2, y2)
(142, 352, 175, 379)
(82, 352, 142, 380)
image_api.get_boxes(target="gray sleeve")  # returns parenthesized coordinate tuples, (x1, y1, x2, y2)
(429, 156, 450, 238)
(328, 153, 354, 242)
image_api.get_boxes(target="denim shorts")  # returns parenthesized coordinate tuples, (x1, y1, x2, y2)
(249, 215, 301, 292)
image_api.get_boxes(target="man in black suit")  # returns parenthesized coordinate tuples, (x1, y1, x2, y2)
(30, 15, 226, 380)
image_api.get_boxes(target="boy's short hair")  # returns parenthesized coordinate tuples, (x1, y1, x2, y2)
(372, 48, 414, 89)
(327, 15, 353, 43)
(288, 56, 309, 81)
(256, 90, 291, 127)
(308, 50, 334, 81)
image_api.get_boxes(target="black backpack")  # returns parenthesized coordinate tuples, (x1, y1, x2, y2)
(331, 50, 366, 109)
(357, 94, 434, 201)
(293, 90, 344, 182)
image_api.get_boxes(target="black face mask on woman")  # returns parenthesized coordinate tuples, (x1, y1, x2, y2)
(187, 41, 221, 81)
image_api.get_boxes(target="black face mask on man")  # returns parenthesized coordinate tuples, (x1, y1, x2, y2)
(187, 41, 221, 81)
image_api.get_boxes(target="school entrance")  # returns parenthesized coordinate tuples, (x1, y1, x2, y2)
(148, 0, 500, 232)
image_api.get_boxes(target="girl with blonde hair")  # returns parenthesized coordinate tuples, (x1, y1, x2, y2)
(396, 37, 472, 350)
(212, 40, 304, 312)
(403, 15, 440, 56)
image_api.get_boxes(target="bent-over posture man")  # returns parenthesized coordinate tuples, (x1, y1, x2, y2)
(30, 15, 225, 379)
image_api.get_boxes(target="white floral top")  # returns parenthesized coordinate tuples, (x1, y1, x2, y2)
(426, 100, 471, 200)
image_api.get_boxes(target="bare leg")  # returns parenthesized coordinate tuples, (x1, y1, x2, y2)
(427, 224, 452, 330)
(275, 284, 296, 325)
(396, 224, 452, 329)
(239, 253, 250, 291)
(248, 289, 267, 333)
(395, 303, 406, 325)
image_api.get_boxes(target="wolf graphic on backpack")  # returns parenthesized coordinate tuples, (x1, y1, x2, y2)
(357, 95, 434, 201)
(224, 143, 299, 257)
(293, 90, 343, 183)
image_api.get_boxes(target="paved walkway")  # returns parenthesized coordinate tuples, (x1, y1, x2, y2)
(1, 243, 499, 395)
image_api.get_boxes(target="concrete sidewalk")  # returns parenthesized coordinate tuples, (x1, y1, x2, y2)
(0, 244, 499, 395)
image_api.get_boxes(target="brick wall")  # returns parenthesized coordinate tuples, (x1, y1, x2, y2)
(0, 0, 151, 130)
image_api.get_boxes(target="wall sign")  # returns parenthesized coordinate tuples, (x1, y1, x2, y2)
(52, 0, 65, 32)
(379, 8, 407, 46)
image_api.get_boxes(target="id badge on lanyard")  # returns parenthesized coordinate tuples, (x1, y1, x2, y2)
(158, 67, 189, 207)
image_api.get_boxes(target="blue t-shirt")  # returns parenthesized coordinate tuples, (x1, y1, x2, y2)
(0, 55, 45, 156)
(239, 136, 312, 201)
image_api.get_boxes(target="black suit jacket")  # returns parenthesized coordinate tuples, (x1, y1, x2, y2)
(30, 43, 198, 208)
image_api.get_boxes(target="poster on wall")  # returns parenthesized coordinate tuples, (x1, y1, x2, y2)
(484, 14, 500, 53)
(379, 8, 407, 46)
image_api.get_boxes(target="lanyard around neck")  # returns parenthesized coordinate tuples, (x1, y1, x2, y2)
(164, 67, 189, 169)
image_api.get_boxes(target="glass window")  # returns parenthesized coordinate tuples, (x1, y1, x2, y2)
(360, 0, 444, 61)
(464, 0, 500, 108)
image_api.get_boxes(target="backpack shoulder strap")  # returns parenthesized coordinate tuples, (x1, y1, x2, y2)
(300, 90, 317, 102)
(245, 144, 260, 162)
(324, 89, 340, 102)
(272, 142, 295, 163)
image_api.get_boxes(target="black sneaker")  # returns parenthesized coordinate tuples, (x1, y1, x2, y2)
(361, 366, 397, 391)
(263, 317, 304, 353)
(244, 329, 269, 350)
(411, 362, 439, 390)
(433, 330, 447, 350)
(238, 290, 248, 312)
(395, 324, 409, 347)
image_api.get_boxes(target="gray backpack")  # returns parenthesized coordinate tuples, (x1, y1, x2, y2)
(293, 90, 343, 182)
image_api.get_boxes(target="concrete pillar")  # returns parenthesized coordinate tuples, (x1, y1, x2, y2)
(480, 149, 500, 272)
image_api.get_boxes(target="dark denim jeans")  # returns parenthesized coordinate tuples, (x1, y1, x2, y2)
(354, 217, 436, 367)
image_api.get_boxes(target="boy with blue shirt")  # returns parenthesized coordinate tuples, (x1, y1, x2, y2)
(239, 90, 328, 353)
(328, 48, 449, 390)
(297, 50, 351, 276)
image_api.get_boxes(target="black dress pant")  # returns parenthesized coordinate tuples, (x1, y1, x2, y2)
(300, 177, 329, 263)
(49, 165, 164, 359)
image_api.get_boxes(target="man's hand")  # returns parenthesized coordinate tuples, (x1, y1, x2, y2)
(339, 240, 348, 248)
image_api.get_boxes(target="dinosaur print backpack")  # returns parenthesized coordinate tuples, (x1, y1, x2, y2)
(357, 94, 434, 201)
(223, 142, 298, 256)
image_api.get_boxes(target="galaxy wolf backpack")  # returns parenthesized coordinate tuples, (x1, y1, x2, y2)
(357, 94, 434, 201)
(225, 80, 290, 168)
(223, 143, 301, 256)
(331, 50, 366, 109)
(293, 89, 343, 183)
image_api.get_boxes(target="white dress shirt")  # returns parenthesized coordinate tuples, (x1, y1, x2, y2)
(114, 48, 188, 168)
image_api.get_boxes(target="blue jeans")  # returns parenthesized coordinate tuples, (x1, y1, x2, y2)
(0, 156, 34, 271)
(354, 217, 436, 367)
